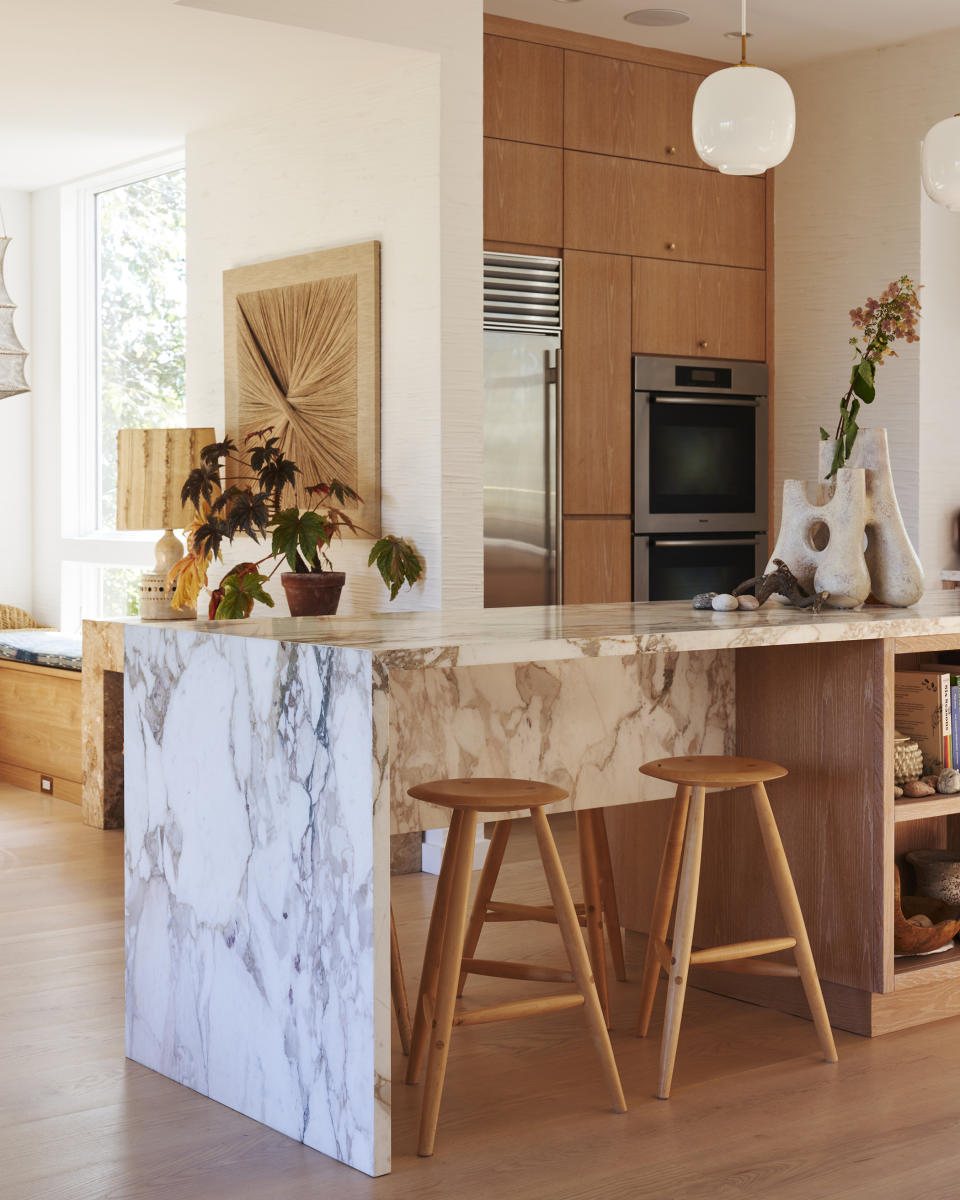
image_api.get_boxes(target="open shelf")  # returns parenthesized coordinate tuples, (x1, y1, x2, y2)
(894, 793, 960, 822)
(895, 941, 960, 976)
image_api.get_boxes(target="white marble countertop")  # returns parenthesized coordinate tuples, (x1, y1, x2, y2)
(168, 590, 960, 669)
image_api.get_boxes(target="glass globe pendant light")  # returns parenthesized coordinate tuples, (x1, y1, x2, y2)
(691, 0, 796, 175)
(922, 115, 960, 211)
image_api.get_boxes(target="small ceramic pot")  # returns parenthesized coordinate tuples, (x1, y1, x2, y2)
(281, 571, 346, 617)
(906, 849, 960, 906)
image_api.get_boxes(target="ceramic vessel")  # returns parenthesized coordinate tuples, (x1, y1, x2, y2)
(906, 849, 960, 906)
(766, 427, 924, 608)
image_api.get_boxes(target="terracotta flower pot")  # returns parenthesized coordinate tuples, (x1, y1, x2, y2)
(281, 571, 346, 617)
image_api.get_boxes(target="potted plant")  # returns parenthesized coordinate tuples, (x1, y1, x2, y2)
(167, 429, 422, 619)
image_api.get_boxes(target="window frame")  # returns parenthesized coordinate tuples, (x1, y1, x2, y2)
(57, 148, 186, 630)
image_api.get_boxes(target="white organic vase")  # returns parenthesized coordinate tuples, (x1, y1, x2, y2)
(767, 428, 924, 609)
(767, 468, 871, 608)
(819, 428, 924, 607)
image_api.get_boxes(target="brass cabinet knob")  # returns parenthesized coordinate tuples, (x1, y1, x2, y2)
(698, 339, 710, 349)
(666, 242, 677, 251)
(666, 145, 677, 155)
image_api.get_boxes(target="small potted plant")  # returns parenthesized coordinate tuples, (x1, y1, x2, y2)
(167, 429, 422, 619)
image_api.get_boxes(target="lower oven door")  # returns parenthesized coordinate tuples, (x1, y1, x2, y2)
(634, 533, 768, 602)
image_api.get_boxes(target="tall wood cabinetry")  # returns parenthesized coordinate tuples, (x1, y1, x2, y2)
(483, 16, 774, 604)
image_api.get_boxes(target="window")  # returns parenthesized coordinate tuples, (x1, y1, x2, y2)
(95, 167, 187, 529)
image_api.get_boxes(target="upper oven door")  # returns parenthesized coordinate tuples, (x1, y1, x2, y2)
(634, 392, 768, 533)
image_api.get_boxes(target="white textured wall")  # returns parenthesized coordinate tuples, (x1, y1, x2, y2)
(186, 47, 446, 616)
(775, 28, 960, 586)
(0, 191, 33, 613)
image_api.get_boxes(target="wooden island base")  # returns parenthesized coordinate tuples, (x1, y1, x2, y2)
(609, 631, 960, 1039)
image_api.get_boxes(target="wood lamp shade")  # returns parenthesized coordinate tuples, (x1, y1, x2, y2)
(116, 427, 215, 621)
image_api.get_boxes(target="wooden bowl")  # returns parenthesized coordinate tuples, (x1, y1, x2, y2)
(895, 868, 960, 956)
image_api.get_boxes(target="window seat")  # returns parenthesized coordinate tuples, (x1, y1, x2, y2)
(0, 632, 82, 804)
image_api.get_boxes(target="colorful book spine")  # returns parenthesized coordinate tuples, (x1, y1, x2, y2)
(952, 677, 960, 771)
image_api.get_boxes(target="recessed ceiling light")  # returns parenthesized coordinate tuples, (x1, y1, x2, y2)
(624, 8, 691, 26)
(724, 30, 753, 39)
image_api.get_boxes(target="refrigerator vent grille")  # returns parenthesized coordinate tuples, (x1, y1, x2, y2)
(483, 253, 561, 332)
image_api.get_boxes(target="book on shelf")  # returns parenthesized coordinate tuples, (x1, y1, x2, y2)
(953, 676, 960, 771)
(895, 667, 952, 775)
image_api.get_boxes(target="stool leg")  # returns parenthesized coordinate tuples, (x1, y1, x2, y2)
(577, 810, 611, 1027)
(532, 807, 627, 1114)
(457, 818, 512, 997)
(637, 786, 690, 1038)
(593, 810, 627, 983)
(406, 810, 465, 1086)
(390, 905, 412, 1056)
(418, 809, 478, 1157)
(657, 785, 705, 1099)
(750, 783, 839, 1064)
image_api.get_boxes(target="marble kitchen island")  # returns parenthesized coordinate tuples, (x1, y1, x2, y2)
(124, 593, 960, 1176)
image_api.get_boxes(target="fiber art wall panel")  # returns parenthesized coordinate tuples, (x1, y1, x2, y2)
(223, 241, 381, 535)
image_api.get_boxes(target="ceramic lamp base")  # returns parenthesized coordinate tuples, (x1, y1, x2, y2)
(139, 571, 195, 621)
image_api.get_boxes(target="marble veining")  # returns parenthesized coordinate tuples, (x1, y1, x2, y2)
(124, 626, 390, 1176)
(387, 650, 735, 835)
(176, 590, 960, 669)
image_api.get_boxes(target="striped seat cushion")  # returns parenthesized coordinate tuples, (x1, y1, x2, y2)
(0, 631, 82, 672)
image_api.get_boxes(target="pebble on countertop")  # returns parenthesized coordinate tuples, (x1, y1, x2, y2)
(737, 595, 760, 610)
(711, 594, 739, 612)
(691, 592, 716, 610)
(938, 768, 960, 794)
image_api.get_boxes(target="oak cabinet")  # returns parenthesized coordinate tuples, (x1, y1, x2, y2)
(564, 150, 765, 270)
(484, 34, 563, 146)
(484, 137, 563, 247)
(562, 251, 632, 516)
(564, 50, 703, 168)
(563, 518, 632, 604)
(632, 258, 766, 361)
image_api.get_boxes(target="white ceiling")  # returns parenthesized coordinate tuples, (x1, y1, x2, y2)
(484, 0, 960, 68)
(0, 0, 403, 191)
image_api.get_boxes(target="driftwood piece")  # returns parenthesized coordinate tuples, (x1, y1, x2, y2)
(732, 559, 831, 614)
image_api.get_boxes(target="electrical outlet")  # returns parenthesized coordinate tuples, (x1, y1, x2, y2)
(40, 776, 53, 794)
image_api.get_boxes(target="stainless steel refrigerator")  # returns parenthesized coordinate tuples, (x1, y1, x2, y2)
(483, 252, 562, 608)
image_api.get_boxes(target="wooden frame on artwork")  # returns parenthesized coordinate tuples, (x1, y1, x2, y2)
(223, 240, 381, 536)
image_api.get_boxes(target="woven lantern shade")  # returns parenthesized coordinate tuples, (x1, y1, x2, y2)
(116, 427, 215, 532)
(116, 427, 216, 621)
(0, 237, 28, 401)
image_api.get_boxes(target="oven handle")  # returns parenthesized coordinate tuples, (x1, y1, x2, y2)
(649, 396, 759, 407)
(652, 538, 764, 548)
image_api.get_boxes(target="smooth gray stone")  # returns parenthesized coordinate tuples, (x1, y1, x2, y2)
(711, 594, 739, 612)
(691, 592, 716, 610)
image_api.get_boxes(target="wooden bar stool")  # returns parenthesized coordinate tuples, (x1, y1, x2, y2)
(636, 755, 838, 1099)
(404, 778, 627, 1157)
(390, 905, 413, 1054)
(456, 808, 626, 1026)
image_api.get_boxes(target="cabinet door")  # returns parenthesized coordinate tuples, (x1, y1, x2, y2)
(565, 150, 765, 269)
(565, 50, 702, 168)
(563, 250, 632, 516)
(563, 518, 632, 604)
(484, 137, 563, 246)
(632, 258, 766, 361)
(485, 35, 563, 146)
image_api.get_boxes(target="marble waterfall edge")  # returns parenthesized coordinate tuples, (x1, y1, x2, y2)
(123, 626, 390, 1177)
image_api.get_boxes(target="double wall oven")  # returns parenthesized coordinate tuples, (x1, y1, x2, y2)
(633, 355, 769, 602)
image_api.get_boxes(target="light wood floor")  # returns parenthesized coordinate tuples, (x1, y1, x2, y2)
(5, 783, 960, 1199)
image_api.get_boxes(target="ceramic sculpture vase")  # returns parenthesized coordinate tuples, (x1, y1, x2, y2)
(767, 427, 924, 608)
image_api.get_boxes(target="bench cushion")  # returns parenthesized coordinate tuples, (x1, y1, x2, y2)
(0, 631, 82, 672)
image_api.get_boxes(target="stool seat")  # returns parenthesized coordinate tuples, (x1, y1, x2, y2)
(408, 777, 568, 811)
(640, 755, 788, 788)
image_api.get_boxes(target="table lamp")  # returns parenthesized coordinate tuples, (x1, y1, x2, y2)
(116, 427, 216, 620)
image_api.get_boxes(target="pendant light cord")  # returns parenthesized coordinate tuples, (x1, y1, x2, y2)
(740, 0, 748, 64)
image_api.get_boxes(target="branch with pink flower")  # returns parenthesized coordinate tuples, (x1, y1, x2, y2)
(821, 275, 921, 478)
